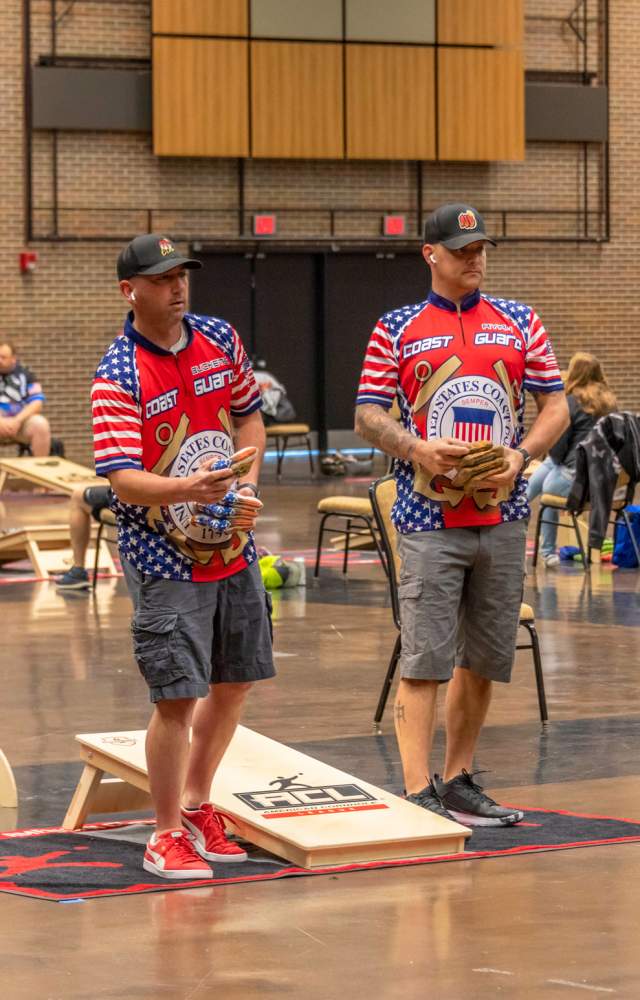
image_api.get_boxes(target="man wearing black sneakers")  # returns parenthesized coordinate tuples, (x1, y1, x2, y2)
(355, 204, 568, 827)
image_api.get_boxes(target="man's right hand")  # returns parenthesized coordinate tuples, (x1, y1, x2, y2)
(183, 457, 236, 504)
(412, 437, 470, 477)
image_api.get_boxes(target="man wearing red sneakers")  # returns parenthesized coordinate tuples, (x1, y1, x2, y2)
(93, 235, 275, 878)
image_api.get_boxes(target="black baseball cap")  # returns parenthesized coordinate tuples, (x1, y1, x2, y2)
(423, 203, 496, 249)
(116, 234, 202, 281)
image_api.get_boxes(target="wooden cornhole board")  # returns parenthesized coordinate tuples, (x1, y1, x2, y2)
(63, 727, 469, 868)
(0, 455, 106, 495)
(329, 533, 377, 553)
(0, 524, 116, 577)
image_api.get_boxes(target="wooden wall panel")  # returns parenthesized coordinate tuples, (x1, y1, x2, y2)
(438, 49, 524, 161)
(346, 46, 435, 160)
(251, 42, 343, 159)
(437, 0, 523, 46)
(153, 38, 249, 157)
(152, 0, 248, 37)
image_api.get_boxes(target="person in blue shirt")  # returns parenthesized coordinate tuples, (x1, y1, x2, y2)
(0, 340, 51, 456)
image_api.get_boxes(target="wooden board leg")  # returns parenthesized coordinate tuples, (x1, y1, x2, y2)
(62, 763, 105, 830)
(88, 778, 151, 816)
(25, 539, 49, 578)
(0, 469, 7, 492)
(0, 748, 17, 808)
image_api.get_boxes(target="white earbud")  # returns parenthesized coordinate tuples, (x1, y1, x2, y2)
(129, 290, 136, 303)
(429, 254, 437, 264)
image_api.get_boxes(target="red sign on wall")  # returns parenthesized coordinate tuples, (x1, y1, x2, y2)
(253, 214, 277, 236)
(382, 214, 406, 237)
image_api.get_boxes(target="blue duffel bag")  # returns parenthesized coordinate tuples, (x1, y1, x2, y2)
(613, 505, 640, 568)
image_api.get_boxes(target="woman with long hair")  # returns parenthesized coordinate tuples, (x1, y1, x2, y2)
(527, 351, 618, 566)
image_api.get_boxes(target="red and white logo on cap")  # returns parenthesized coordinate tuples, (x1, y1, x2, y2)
(158, 238, 175, 257)
(458, 210, 478, 231)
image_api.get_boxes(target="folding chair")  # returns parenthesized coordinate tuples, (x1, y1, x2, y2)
(92, 507, 118, 590)
(264, 423, 314, 479)
(369, 475, 548, 727)
(314, 495, 386, 577)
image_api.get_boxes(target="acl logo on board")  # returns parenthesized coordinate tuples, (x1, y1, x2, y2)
(234, 776, 389, 819)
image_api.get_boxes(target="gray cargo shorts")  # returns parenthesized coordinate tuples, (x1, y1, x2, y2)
(397, 519, 527, 683)
(122, 559, 276, 703)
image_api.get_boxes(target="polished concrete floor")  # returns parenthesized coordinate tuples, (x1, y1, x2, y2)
(2, 456, 640, 999)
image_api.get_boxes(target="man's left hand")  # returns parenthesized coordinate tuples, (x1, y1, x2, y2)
(469, 447, 525, 491)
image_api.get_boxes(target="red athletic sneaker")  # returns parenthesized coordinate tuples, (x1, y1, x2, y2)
(143, 829, 213, 879)
(181, 804, 248, 863)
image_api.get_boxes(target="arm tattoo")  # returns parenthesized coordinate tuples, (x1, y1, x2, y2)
(355, 404, 417, 461)
(394, 703, 406, 723)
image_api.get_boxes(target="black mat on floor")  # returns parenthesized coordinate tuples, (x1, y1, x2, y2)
(2, 805, 640, 902)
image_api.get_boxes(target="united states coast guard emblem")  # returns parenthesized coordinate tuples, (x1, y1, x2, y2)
(163, 430, 233, 547)
(427, 375, 513, 446)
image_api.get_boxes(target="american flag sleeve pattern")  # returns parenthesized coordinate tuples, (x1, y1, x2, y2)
(523, 309, 563, 393)
(92, 341, 143, 477)
(230, 330, 262, 416)
(356, 322, 399, 408)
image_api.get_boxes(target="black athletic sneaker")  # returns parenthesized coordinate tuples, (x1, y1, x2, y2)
(56, 566, 90, 590)
(433, 770, 524, 827)
(405, 782, 459, 823)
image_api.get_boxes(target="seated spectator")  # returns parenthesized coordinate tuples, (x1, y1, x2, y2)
(527, 351, 618, 567)
(0, 340, 51, 456)
(56, 485, 111, 590)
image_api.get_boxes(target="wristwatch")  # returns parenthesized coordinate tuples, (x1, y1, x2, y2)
(238, 482, 260, 498)
(515, 447, 532, 472)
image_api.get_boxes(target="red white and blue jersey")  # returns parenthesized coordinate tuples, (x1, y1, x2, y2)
(92, 312, 262, 582)
(356, 289, 563, 532)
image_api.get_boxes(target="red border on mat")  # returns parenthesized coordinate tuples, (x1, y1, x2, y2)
(2, 809, 640, 902)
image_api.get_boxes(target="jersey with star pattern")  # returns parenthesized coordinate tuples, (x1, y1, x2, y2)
(92, 312, 262, 582)
(356, 290, 563, 532)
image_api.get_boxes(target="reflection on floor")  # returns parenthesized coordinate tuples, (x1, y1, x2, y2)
(2, 461, 640, 999)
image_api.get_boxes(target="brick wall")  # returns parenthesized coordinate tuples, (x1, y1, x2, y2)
(0, 0, 633, 463)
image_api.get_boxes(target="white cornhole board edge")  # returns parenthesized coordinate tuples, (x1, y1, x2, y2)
(0, 456, 106, 495)
(0, 524, 116, 577)
(64, 727, 469, 868)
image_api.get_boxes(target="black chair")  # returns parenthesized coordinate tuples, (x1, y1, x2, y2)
(18, 437, 65, 458)
(92, 507, 117, 590)
(369, 474, 548, 728)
